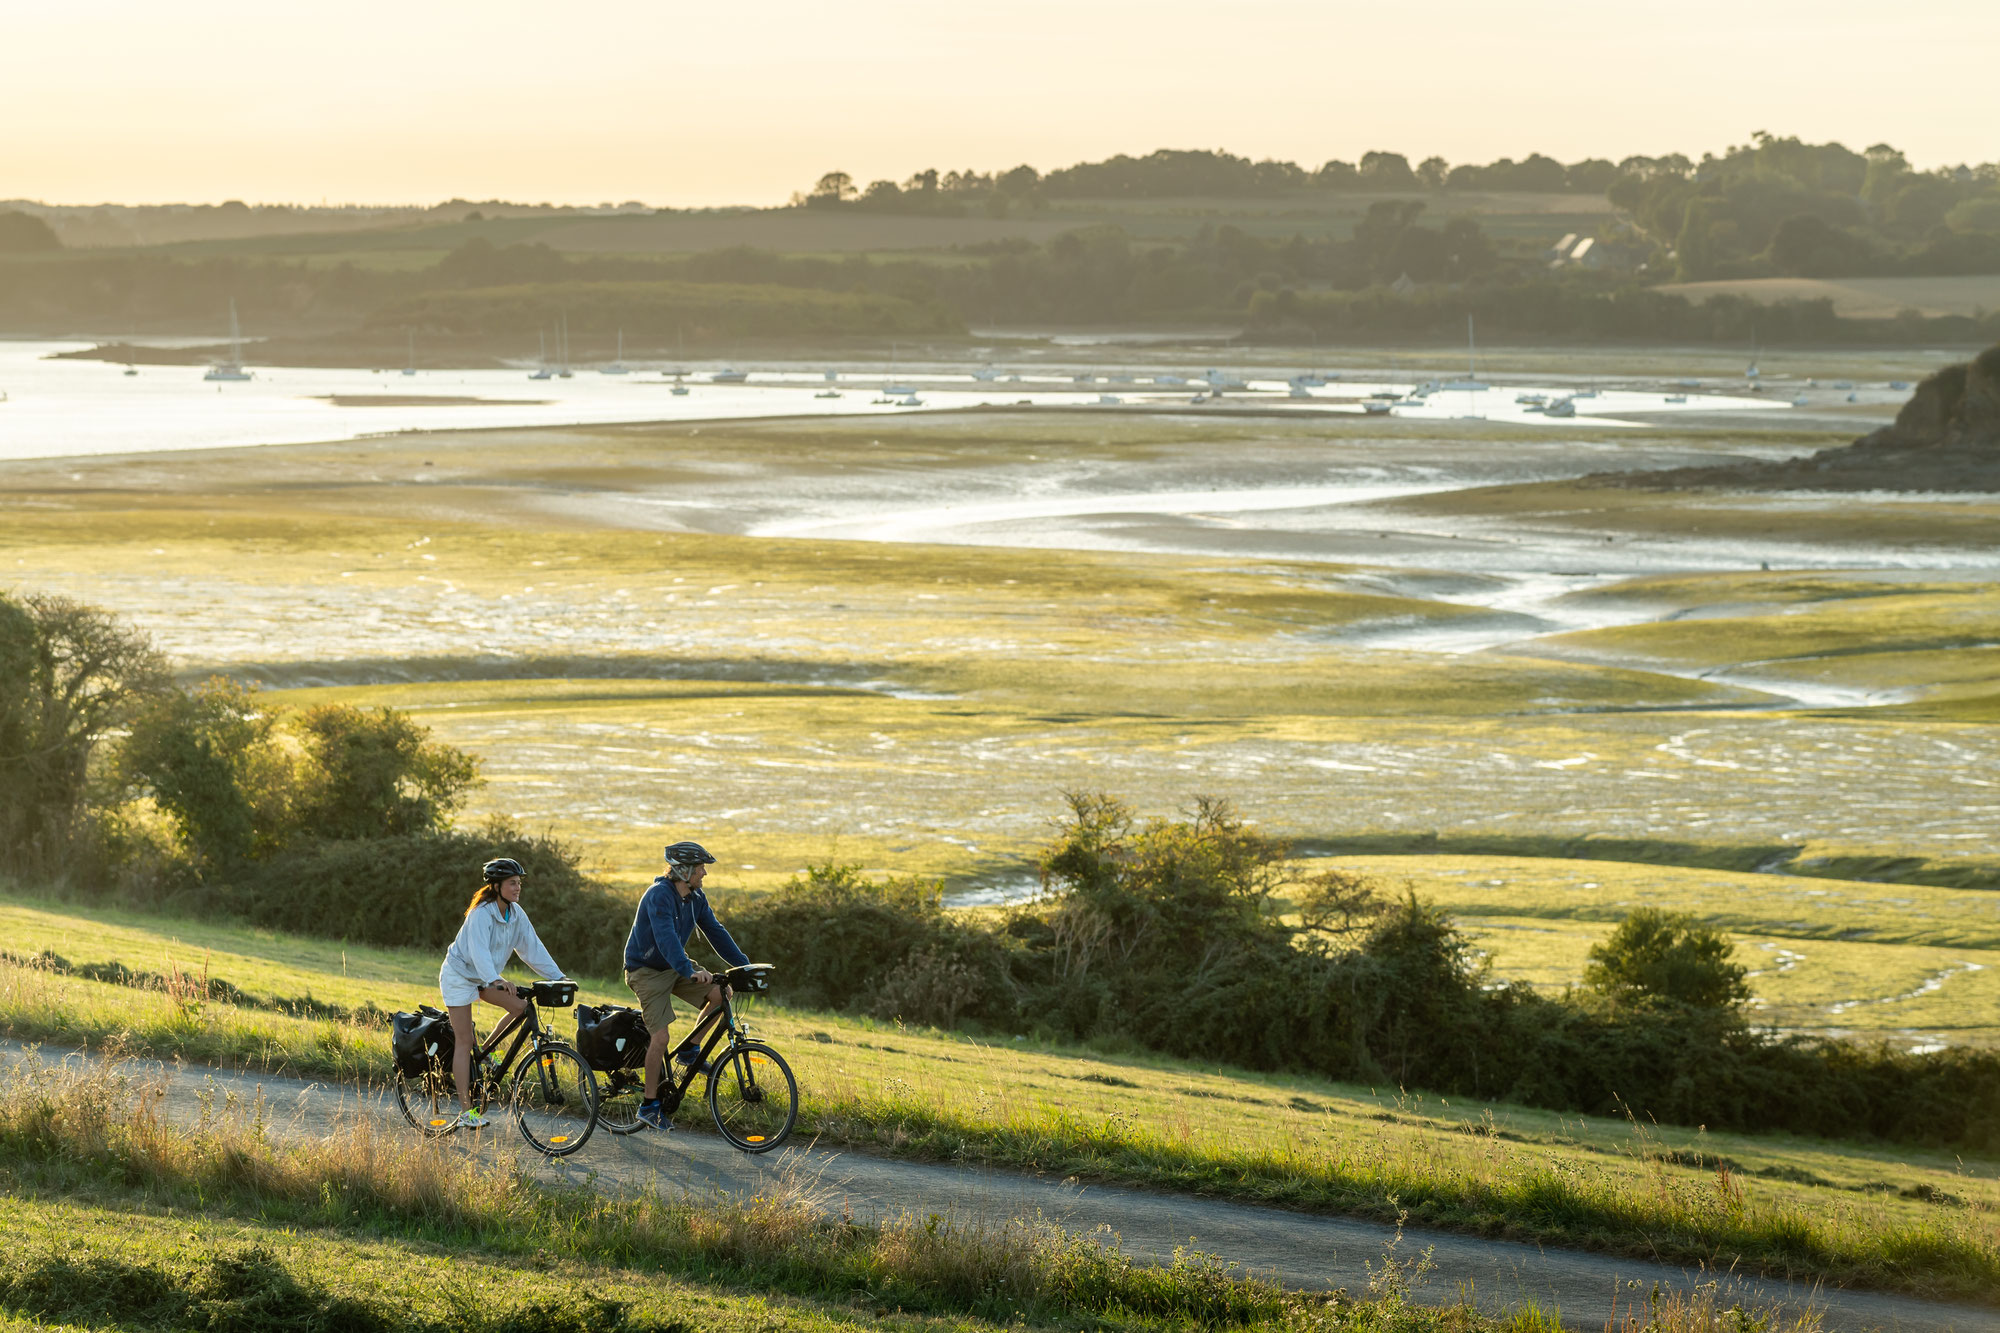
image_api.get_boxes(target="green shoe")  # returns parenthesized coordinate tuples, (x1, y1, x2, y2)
(456, 1108, 491, 1130)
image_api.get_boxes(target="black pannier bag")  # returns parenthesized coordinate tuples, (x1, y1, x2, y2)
(391, 1005, 454, 1077)
(575, 1003, 649, 1072)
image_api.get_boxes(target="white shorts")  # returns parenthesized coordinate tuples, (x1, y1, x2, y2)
(439, 965, 485, 1008)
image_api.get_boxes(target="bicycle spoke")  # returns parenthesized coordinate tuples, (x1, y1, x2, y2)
(707, 1042, 797, 1152)
(510, 1044, 597, 1156)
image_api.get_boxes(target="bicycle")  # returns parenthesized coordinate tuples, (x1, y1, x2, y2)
(393, 979, 599, 1157)
(589, 963, 798, 1153)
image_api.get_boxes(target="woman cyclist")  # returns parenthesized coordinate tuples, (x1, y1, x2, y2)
(439, 857, 568, 1128)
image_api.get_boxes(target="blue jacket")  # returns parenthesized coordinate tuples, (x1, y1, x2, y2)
(624, 878, 749, 976)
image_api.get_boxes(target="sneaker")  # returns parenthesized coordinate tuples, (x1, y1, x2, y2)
(635, 1100, 673, 1132)
(674, 1043, 712, 1073)
(456, 1108, 491, 1130)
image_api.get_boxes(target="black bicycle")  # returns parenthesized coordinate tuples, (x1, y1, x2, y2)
(393, 979, 599, 1157)
(584, 963, 798, 1153)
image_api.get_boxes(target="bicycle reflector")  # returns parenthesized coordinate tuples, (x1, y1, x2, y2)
(429, 1118, 451, 1128)
(746, 1135, 766, 1143)
(550, 1135, 570, 1144)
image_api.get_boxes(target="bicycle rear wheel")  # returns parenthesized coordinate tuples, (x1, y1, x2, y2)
(706, 1041, 797, 1153)
(394, 1067, 459, 1137)
(593, 1066, 650, 1135)
(509, 1042, 598, 1156)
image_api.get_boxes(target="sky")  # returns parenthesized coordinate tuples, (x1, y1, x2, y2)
(5, 0, 1996, 207)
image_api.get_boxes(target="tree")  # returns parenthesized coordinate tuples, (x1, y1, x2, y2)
(0, 211, 60, 253)
(120, 677, 298, 867)
(1417, 156, 1449, 189)
(807, 171, 856, 207)
(0, 594, 168, 874)
(289, 703, 479, 840)
(1583, 909, 1750, 1011)
(1359, 151, 1417, 189)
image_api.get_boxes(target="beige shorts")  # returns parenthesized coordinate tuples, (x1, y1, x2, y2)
(624, 966, 715, 1035)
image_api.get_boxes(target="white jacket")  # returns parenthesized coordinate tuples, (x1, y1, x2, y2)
(442, 901, 565, 990)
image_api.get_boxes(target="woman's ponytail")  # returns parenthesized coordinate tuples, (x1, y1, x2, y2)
(465, 881, 502, 918)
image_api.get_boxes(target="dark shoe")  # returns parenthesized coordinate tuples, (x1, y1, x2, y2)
(673, 1043, 709, 1073)
(635, 1100, 673, 1131)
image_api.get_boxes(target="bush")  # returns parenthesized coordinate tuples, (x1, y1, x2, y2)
(208, 820, 635, 979)
(1583, 908, 1751, 1012)
(728, 862, 1018, 1026)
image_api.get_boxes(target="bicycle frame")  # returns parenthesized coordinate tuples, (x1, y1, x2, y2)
(467, 995, 553, 1096)
(649, 987, 747, 1111)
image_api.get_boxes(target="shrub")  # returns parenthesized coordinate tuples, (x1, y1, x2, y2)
(1583, 908, 1751, 1012)
(119, 677, 295, 867)
(211, 820, 635, 979)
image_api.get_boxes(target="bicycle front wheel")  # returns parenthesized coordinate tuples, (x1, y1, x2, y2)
(706, 1041, 797, 1153)
(509, 1042, 598, 1157)
(394, 1067, 459, 1137)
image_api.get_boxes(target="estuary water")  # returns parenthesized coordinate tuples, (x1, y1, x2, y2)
(0, 339, 1788, 462)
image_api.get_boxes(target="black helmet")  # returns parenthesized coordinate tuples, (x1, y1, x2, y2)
(663, 841, 716, 867)
(483, 857, 526, 882)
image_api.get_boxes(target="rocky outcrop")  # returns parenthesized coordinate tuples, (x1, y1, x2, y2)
(1624, 342, 2000, 492)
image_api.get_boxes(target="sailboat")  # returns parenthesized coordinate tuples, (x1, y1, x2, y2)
(402, 329, 417, 376)
(556, 316, 573, 378)
(529, 330, 555, 380)
(203, 300, 253, 381)
(1442, 315, 1488, 391)
(602, 330, 630, 375)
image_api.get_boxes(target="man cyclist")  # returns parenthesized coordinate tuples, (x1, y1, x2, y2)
(624, 839, 750, 1131)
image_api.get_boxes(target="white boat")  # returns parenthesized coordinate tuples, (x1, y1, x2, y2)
(896, 393, 924, 406)
(670, 381, 690, 396)
(824, 369, 840, 381)
(1362, 400, 1392, 415)
(1153, 374, 1187, 386)
(602, 331, 630, 375)
(1514, 393, 1547, 406)
(814, 389, 842, 399)
(1293, 372, 1327, 388)
(971, 365, 1000, 382)
(203, 300, 253, 381)
(1096, 394, 1122, 405)
(1288, 385, 1315, 399)
(529, 330, 554, 380)
(883, 382, 917, 396)
(1847, 391, 1859, 403)
(123, 364, 138, 377)
(1665, 394, 1687, 404)
(1888, 380, 1910, 390)
(711, 368, 749, 384)
(1791, 394, 1810, 407)
(1203, 369, 1248, 390)
(1543, 397, 1576, 418)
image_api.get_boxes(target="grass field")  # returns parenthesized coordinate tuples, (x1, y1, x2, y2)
(1, 889, 1996, 1302)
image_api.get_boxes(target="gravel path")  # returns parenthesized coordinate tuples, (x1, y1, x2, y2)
(8, 1043, 1991, 1333)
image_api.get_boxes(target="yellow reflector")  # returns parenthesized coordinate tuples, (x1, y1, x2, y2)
(751, 1056, 767, 1064)
(746, 1135, 766, 1143)
(429, 1119, 450, 1127)
(550, 1135, 570, 1144)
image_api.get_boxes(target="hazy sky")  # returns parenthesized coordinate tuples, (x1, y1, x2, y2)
(6, 0, 1995, 207)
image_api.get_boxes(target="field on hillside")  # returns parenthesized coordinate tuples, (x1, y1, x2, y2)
(2, 889, 1995, 1302)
